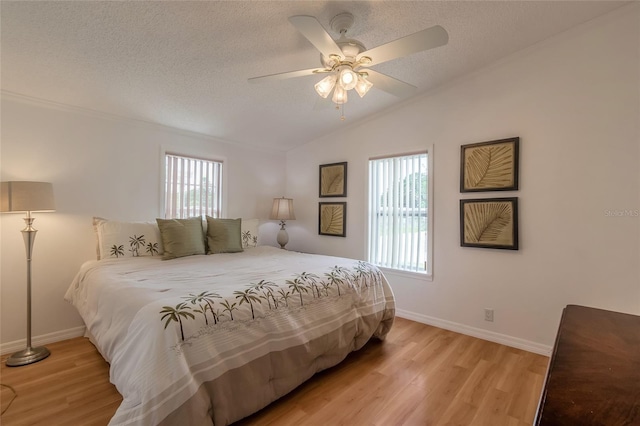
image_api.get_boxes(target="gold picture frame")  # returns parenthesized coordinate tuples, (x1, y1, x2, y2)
(460, 137, 519, 192)
(460, 197, 518, 250)
(319, 162, 347, 197)
(319, 202, 346, 237)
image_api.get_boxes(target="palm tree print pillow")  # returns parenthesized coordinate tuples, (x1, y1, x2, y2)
(241, 218, 259, 248)
(95, 219, 164, 259)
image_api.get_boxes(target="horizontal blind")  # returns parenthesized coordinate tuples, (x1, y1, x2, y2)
(165, 154, 222, 219)
(368, 153, 428, 272)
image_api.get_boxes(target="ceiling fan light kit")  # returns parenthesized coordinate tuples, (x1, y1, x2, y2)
(332, 84, 348, 105)
(337, 66, 358, 90)
(354, 74, 373, 98)
(314, 74, 337, 98)
(249, 12, 449, 119)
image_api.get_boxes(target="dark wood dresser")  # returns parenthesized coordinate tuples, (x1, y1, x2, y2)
(535, 305, 640, 425)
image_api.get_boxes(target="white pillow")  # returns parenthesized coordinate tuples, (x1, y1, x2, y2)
(241, 218, 259, 248)
(94, 217, 164, 259)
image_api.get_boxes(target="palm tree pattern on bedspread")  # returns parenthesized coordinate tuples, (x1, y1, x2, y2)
(160, 261, 384, 341)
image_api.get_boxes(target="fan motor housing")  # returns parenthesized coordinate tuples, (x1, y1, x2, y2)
(319, 12, 367, 68)
(321, 38, 366, 68)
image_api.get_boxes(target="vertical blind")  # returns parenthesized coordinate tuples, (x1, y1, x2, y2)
(165, 153, 222, 219)
(368, 152, 428, 273)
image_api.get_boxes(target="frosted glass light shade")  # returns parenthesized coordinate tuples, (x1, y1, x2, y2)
(338, 67, 357, 91)
(332, 85, 348, 105)
(0, 181, 55, 213)
(314, 75, 336, 98)
(355, 75, 373, 98)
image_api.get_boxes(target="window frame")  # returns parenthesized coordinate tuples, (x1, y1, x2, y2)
(159, 148, 227, 219)
(365, 145, 434, 280)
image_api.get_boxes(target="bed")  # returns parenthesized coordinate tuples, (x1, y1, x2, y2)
(65, 226, 395, 426)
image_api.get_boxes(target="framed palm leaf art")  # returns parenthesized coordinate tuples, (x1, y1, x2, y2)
(460, 137, 519, 192)
(460, 197, 518, 250)
(319, 162, 347, 197)
(319, 202, 346, 237)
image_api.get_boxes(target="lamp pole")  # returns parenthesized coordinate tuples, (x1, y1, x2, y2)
(6, 212, 51, 366)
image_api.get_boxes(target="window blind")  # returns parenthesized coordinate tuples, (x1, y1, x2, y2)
(368, 152, 428, 272)
(165, 153, 222, 219)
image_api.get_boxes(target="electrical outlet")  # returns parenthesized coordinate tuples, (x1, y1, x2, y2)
(484, 308, 494, 322)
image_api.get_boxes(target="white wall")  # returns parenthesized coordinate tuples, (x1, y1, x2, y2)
(2, 5, 638, 355)
(285, 5, 640, 353)
(0, 96, 286, 348)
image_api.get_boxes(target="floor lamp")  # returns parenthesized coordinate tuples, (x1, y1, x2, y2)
(1, 181, 55, 367)
(270, 197, 295, 249)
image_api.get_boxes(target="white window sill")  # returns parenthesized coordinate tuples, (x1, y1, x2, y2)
(378, 266, 433, 282)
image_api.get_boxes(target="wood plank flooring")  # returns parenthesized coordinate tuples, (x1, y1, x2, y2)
(0, 318, 548, 425)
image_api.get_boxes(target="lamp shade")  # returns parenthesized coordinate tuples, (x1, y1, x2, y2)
(314, 74, 336, 98)
(338, 66, 357, 91)
(0, 181, 55, 213)
(332, 85, 348, 105)
(270, 197, 295, 221)
(355, 75, 373, 98)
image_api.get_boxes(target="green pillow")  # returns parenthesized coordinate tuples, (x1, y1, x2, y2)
(206, 217, 243, 254)
(156, 217, 205, 260)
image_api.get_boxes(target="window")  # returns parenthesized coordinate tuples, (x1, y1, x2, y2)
(164, 153, 223, 219)
(368, 150, 433, 275)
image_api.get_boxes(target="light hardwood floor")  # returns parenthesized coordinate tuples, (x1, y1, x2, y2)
(1, 318, 548, 425)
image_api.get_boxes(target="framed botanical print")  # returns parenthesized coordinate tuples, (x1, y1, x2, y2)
(460, 197, 519, 250)
(460, 137, 519, 192)
(319, 202, 346, 237)
(319, 162, 347, 197)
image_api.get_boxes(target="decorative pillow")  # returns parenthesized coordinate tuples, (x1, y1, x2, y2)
(93, 216, 107, 259)
(206, 217, 243, 254)
(241, 218, 259, 248)
(95, 218, 164, 260)
(156, 217, 206, 260)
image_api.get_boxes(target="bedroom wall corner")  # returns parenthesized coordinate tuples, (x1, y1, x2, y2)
(0, 96, 287, 348)
(284, 4, 640, 350)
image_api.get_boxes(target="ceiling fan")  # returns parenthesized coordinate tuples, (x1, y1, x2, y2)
(248, 13, 448, 117)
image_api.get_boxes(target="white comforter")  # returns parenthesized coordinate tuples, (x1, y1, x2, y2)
(65, 246, 395, 425)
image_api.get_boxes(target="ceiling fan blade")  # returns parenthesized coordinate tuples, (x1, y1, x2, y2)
(289, 15, 342, 59)
(248, 68, 328, 83)
(358, 25, 448, 66)
(365, 70, 417, 98)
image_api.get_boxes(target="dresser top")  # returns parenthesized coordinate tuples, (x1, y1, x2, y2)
(536, 304, 640, 425)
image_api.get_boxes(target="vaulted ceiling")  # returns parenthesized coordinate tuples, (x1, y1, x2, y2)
(1, 1, 627, 151)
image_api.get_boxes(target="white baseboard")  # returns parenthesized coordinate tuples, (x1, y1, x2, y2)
(395, 309, 552, 356)
(0, 326, 86, 356)
(1, 314, 551, 358)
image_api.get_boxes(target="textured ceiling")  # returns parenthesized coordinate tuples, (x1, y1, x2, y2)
(1, 1, 627, 151)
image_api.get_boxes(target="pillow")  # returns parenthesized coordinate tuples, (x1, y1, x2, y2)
(95, 218, 164, 260)
(93, 216, 107, 259)
(241, 218, 259, 248)
(156, 217, 206, 260)
(206, 217, 243, 254)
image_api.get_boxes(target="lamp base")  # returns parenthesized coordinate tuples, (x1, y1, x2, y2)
(276, 229, 289, 249)
(6, 346, 50, 367)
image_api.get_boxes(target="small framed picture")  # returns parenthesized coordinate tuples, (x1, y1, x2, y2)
(319, 162, 347, 197)
(460, 197, 518, 250)
(319, 202, 346, 237)
(460, 137, 519, 192)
